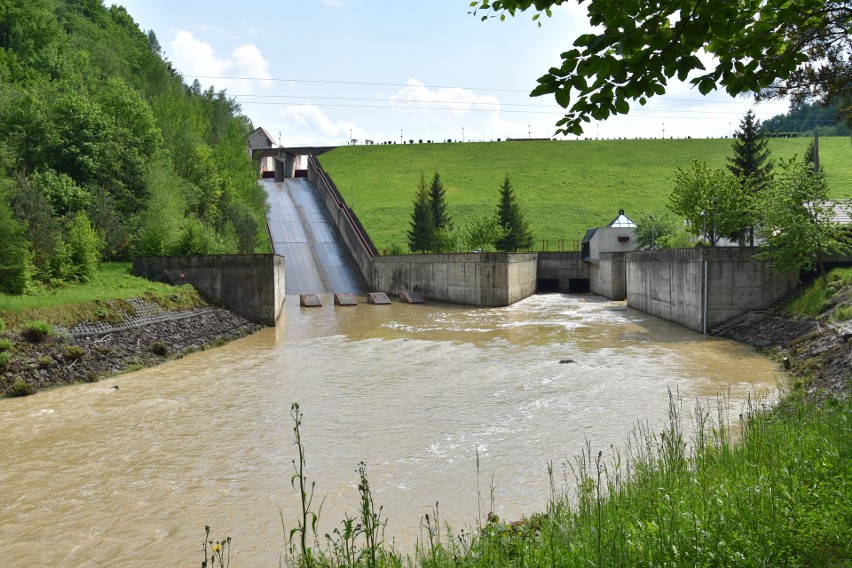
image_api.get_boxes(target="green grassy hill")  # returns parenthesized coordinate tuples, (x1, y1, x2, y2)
(318, 137, 852, 252)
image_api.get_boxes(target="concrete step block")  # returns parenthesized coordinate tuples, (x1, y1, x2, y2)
(300, 294, 322, 307)
(399, 291, 425, 304)
(367, 292, 391, 305)
(334, 293, 358, 306)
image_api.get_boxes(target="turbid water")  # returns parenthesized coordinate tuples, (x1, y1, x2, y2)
(0, 294, 782, 566)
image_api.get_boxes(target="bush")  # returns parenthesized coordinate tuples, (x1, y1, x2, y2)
(0, 351, 9, 369)
(150, 341, 168, 356)
(66, 211, 102, 282)
(21, 320, 53, 343)
(0, 338, 12, 351)
(10, 376, 30, 397)
(64, 345, 86, 360)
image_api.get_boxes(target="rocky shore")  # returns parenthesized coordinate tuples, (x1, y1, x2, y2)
(1, 298, 262, 397)
(716, 311, 851, 400)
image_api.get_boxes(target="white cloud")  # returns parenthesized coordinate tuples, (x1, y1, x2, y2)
(168, 30, 272, 95)
(388, 80, 501, 117)
(278, 105, 368, 146)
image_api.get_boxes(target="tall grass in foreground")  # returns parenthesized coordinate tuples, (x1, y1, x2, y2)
(251, 391, 850, 567)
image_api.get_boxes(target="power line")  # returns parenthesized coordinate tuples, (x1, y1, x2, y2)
(235, 99, 762, 119)
(187, 74, 530, 94)
(190, 73, 780, 108)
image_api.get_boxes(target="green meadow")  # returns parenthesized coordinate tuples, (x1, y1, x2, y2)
(318, 137, 852, 252)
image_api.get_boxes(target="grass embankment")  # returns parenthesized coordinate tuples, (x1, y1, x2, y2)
(0, 262, 203, 329)
(786, 267, 852, 321)
(318, 137, 852, 252)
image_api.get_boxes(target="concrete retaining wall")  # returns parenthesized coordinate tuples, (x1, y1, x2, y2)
(308, 157, 375, 290)
(625, 248, 797, 332)
(590, 253, 627, 300)
(373, 253, 538, 306)
(537, 252, 588, 292)
(132, 254, 285, 326)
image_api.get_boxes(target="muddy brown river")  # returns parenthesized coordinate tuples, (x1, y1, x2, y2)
(0, 294, 783, 566)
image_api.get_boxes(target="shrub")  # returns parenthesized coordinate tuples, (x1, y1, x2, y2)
(10, 377, 30, 397)
(21, 320, 53, 343)
(0, 338, 12, 351)
(64, 345, 86, 360)
(150, 341, 169, 356)
(66, 211, 102, 282)
(0, 351, 10, 369)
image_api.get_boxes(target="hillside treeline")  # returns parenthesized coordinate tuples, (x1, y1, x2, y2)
(763, 101, 851, 137)
(0, 0, 268, 294)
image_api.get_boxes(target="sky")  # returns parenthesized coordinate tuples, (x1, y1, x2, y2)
(111, 0, 791, 147)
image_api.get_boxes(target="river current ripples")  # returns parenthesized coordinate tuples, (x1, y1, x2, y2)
(0, 293, 782, 566)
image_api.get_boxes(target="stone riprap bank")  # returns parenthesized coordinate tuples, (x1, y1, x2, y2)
(133, 254, 285, 326)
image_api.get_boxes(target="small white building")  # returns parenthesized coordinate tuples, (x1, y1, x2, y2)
(581, 209, 637, 262)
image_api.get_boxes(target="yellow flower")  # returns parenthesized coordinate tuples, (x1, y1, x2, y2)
(213, 544, 221, 553)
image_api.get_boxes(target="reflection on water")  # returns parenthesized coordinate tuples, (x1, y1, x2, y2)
(0, 294, 782, 566)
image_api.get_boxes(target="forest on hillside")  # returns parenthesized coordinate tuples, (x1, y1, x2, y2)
(0, 0, 268, 294)
(762, 101, 852, 137)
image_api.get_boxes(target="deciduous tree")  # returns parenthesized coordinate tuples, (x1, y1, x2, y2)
(463, 211, 509, 252)
(756, 159, 846, 282)
(668, 161, 751, 246)
(471, 0, 852, 135)
(634, 212, 693, 250)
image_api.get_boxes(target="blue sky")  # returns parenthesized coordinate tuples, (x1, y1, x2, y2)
(112, 0, 789, 146)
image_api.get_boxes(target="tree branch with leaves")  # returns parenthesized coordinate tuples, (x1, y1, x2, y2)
(470, 0, 852, 135)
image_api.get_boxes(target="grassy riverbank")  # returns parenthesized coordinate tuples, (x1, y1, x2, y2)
(0, 263, 203, 329)
(249, 394, 849, 568)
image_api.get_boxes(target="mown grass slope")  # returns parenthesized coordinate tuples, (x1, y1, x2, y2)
(318, 137, 852, 252)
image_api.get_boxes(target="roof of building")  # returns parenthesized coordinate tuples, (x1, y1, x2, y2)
(607, 209, 637, 228)
(581, 227, 598, 243)
(248, 127, 277, 149)
(828, 200, 852, 225)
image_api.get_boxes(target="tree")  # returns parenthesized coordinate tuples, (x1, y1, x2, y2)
(0, 186, 32, 294)
(755, 159, 846, 282)
(634, 212, 693, 250)
(471, 0, 852, 135)
(495, 174, 534, 252)
(668, 161, 752, 246)
(65, 211, 101, 282)
(429, 172, 452, 230)
(727, 110, 773, 244)
(463, 211, 509, 252)
(407, 173, 436, 253)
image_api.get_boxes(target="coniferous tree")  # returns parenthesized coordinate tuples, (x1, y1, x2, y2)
(495, 174, 534, 252)
(429, 172, 452, 231)
(408, 173, 435, 253)
(727, 110, 773, 245)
